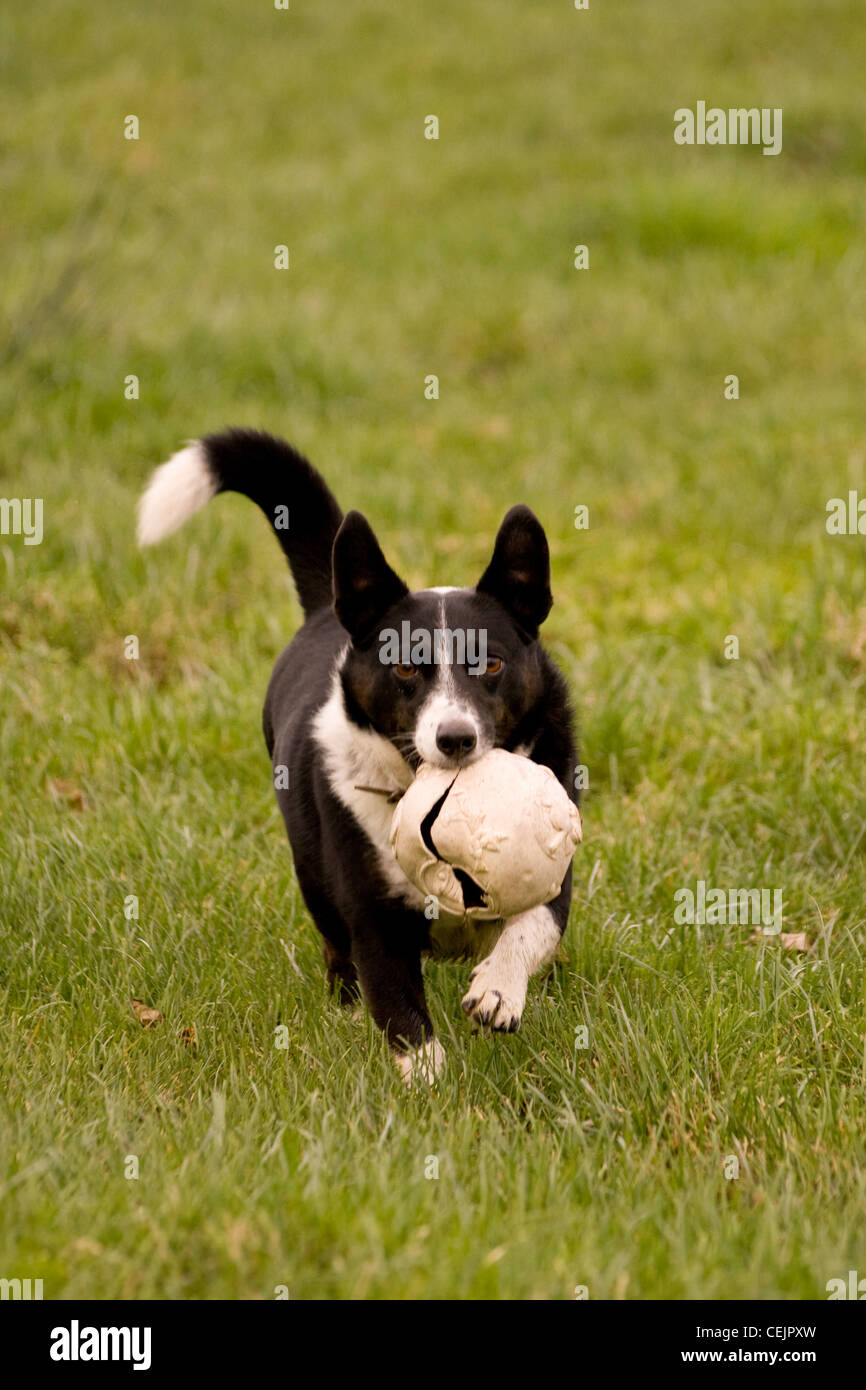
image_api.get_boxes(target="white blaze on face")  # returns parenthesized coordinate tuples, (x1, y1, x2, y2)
(413, 594, 487, 767)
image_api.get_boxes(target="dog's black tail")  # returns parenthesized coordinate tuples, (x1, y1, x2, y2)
(137, 428, 344, 617)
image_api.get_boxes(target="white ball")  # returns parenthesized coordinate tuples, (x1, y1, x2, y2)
(390, 748, 582, 921)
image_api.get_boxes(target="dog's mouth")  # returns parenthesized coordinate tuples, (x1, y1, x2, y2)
(387, 735, 484, 780)
(420, 742, 486, 773)
(394, 739, 423, 771)
(391, 739, 484, 773)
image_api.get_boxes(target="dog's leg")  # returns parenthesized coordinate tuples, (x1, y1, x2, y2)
(321, 940, 360, 1005)
(461, 903, 562, 1033)
(295, 875, 360, 1004)
(352, 915, 444, 1085)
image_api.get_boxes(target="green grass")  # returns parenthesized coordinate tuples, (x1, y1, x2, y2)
(2, 0, 866, 1299)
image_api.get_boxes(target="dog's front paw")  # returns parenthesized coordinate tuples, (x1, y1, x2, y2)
(394, 1038, 446, 1087)
(462, 959, 524, 1033)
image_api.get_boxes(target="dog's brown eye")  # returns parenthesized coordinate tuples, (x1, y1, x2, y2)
(483, 657, 503, 675)
(394, 663, 417, 679)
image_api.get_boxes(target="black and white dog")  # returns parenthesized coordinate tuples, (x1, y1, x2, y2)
(138, 429, 578, 1083)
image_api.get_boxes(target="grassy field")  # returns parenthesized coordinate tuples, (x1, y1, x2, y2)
(2, 0, 866, 1300)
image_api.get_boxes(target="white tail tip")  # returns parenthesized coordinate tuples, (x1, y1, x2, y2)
(137, 441, 217, 547)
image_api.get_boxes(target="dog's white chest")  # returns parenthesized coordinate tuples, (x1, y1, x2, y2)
(312, 673, 424, 907)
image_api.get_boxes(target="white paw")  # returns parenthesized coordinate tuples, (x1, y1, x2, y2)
(461, 959, 525, 1033)
(394, 1038, 446, 1087)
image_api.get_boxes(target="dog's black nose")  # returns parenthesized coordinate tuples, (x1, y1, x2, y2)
(436, 720, 477, 759)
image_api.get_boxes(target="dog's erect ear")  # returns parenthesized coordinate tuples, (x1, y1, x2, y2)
(332, 510, 409, 642)
(476, 504, 553, 637)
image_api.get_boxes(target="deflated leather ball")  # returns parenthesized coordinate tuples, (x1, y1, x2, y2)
(389, 748, 582, 921)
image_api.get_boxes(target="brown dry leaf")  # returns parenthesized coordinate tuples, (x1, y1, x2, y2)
(749, 930, 811, 951)
(48, 778, 85, 809)
(131, 998, 163, 1027)
(779, 932, 811, 952)
(178, 1025, 197, 1048)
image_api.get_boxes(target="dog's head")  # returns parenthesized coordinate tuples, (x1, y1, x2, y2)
(332, 506, 554, 769)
